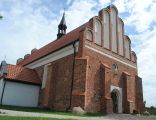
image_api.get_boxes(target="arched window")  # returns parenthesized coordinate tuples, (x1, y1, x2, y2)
(86, 30, 92, 41)
(118, 19, 124, 56)
(125, 36, 130, 59)
(111, 8, 117, 53)
(103, 10, 110, 49)
(95, 19, 102, 45)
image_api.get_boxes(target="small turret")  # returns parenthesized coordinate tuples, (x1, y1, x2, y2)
(57, 12, 67, 39)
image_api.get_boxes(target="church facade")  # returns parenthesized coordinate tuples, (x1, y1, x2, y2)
(0, 5, 144, 113)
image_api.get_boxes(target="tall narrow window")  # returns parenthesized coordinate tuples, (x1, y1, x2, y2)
(125, 37, 130, 59)
(95, 20, 102, 45)
(111, 8, 117, 53)
(118, 19, 124, 56)
(86, 30, 92, 41)
(103, 11, 110, 49)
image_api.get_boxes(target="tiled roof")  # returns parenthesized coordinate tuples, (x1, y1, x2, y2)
(4, 64, 41, 85)
(18, 22, 89, 66)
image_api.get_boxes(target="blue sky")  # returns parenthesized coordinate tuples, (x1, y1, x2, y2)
(0, 0, 156, 107)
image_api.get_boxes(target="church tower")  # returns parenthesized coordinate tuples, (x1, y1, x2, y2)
(57, 12, 67, 39)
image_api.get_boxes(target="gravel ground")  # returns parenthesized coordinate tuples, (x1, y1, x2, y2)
(0, 109, 155, 120)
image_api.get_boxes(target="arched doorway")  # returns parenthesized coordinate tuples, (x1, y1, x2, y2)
(111, 90, 119, 113)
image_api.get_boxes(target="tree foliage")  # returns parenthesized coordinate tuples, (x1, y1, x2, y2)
(0, 15, 3, 19)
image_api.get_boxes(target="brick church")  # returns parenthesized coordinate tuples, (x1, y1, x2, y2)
(0, 5, 144, 113)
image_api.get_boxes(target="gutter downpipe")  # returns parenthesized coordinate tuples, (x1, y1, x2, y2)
(1, 74, 7, 106)
(66, 41, 76, 111)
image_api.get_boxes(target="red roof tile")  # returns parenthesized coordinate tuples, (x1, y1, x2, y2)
(18, 22, 89, 66)
(5, 64, 41, 85)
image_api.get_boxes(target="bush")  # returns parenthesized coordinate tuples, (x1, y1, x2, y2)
(142, 110, 150, 116)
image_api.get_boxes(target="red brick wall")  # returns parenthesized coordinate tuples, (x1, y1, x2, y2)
(135, 76, 145, 113)
(34, 39, 143, 113)
(48, 54, 74, 111)
(71, 57, 88, 109)
(35, 66, 44, 81)
(35, 55, 74, 110)
(37, 54, 88, 111)
(84, 46, 138, 113)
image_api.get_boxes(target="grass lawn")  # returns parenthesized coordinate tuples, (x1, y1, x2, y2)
(0, 105, 106, 117)
(0, 116, 75, 120)
(146, 107, 156, 115)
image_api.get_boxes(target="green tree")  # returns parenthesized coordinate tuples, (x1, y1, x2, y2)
(0, 14, 3, 19)
(150, 106, 155, 110)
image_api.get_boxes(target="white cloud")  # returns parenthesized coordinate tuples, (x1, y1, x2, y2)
(123, 0, 155, 32)
(66, 0, 72, 5)
(0, 0, 58, 63)
(66, 0, 97, 31)
(137, 28, 156, 81)
(131, 26, 156, 107)
(98, 0, 111, 7)
(114, 0, 127, 13)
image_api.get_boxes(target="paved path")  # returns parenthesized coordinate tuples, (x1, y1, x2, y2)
(0, 109, 155, 120)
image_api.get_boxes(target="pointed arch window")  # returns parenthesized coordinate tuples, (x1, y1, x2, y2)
(125, 37, 130, 59)
(118, 19, 124, 56)
(111, 8, 117, 53)
(103, 10, 110, 49)
(95, 19, 102, 45)
(86, 30, 92, 41)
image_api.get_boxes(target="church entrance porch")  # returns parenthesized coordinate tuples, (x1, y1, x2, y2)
(111, 86, 123, 113)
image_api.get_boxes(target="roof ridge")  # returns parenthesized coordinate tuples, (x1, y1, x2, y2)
(6, 64, 41, 84)
(18, 22, 89, 66)
(35, 22, 88, 51)
(7, 64, 35, 71)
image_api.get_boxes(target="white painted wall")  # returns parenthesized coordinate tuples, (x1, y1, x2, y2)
(2, 81, 40, 107)
(103, 10, 110, 49)
(125, 37, 130, 59)
(118, 19, 124, 56)
(111, 8, 117, 53)
(0, 79, 3, 99)
(42, 64, 48, 89)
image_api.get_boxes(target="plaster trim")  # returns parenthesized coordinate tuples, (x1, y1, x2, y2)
(25, 42, 79, 69)
(85, 44, 136, 69)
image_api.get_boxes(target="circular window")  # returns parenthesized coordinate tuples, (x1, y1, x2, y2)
(112, 64, 118, 72)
